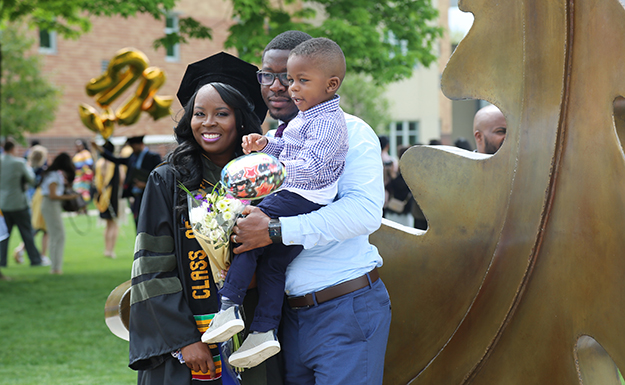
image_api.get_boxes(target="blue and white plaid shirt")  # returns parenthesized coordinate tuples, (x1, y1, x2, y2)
(264, 95, 348, 203)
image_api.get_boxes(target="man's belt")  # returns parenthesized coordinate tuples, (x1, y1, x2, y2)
(287, 267, 379, 309)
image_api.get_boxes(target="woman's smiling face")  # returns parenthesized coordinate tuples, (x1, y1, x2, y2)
(191, 84, 239, 167)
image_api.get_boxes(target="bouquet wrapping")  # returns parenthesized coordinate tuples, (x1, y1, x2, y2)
(185, 185, 247, 287)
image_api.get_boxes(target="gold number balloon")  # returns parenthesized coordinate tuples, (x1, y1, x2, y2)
(78, 47, 173, 139)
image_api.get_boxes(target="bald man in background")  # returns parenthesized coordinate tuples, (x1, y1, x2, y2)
(473, 104, 507, 154)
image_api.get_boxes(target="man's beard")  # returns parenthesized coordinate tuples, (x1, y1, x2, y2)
(483, 137, 501, 155)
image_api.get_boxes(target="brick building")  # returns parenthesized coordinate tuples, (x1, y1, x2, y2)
(20, 0, 241, 158)
(13, 1, 477, 160)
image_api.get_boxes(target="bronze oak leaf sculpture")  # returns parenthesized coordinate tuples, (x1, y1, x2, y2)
(373, 0, 625, 383)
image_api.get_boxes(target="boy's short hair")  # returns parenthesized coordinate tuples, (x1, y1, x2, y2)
(263, 30, 313, 58)
(289, 37, 346, 82)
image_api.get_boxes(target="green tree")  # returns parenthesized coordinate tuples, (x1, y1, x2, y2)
(1, 24, 61, 141)
(227, 0, 442, 84)
(339, 73, 392, 132)
(0, 0, 212, 139)
(0, 0, 211, 45)
(0, 0, 440, 138)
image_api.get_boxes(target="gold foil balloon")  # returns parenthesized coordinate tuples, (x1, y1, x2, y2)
(79, 48, 173, 138)
(87, 49, 149, 107)
(79, 104, 116, 139)
(78, 103, 103, 133)
(116, 67, 172, 126)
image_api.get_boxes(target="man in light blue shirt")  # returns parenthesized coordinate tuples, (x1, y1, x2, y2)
(233, 31, 391, 385)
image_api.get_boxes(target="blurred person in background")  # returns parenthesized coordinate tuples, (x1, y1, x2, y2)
(73, 139, 94, 202)
(454, 137, 473, 151)
(40, 153, 79, 274)
(13, 144, 50, 264)
(378, 135, 398, 215)
(0, 139, 47, 267)
(94, 141, 122, 259)
(93, 136, 161, 229)
(473, 105, 507, 154)
(384, 145, 414, 227)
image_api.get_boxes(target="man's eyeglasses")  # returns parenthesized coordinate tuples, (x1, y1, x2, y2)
(256, 71, 290, 87)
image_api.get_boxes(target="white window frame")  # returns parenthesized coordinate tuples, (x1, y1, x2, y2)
(165, 13, 180, 62)
(38, 29, 57, 54)
(389, 120, 420, 158)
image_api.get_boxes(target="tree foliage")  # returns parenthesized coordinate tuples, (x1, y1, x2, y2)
(1, 0, 439, 82)
(0, 0, 440, 139)
(340, 73, 391, 132)
(226, 0, 442, 85)
(0, 0, 211, 43)
(1, 24, 61, 141)
(0, 0, 211, 139)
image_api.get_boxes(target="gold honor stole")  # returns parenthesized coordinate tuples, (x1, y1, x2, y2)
(192, 314, 222, 381)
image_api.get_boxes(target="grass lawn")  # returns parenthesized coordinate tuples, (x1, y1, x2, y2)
(2, 211, 624, 385)
(0, 212, 136, 384)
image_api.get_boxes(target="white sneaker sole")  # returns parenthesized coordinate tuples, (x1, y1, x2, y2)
(201, 319, 245, 344)
(228, 340, 281, 368)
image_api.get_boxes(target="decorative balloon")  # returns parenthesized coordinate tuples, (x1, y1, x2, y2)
(78, 47, 173, 139)
(221, 153, 286, 200)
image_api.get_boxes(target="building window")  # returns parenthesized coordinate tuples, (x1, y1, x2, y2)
(389, 121, 420, 157)
(165, 14, 180, 62)
(39, 29, 57, 54)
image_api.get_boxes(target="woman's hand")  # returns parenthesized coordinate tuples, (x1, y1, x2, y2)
(180, 341, 217, 378)
(242, 134, 268, 154)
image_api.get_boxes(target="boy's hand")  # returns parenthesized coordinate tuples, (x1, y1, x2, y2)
(242, 134, 268, 154)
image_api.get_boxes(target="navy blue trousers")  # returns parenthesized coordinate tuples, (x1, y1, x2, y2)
(281, 277, 392, 385)
(219, 190, 322, 332)
(0, 208, 42, 267)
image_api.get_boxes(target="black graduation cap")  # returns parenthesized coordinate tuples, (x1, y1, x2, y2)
(126, 135, 144, 145)
(176, 52, 268, 123)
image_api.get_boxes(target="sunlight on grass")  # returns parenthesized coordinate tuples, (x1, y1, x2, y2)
(0, 212, 137, 384)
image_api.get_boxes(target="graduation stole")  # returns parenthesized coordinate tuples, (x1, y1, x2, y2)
(176, 172, 225, 381)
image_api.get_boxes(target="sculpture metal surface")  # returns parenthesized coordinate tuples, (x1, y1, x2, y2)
(374, 0, 625, 383)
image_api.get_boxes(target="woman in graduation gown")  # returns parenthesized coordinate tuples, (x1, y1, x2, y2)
(128, 52, 270, 385)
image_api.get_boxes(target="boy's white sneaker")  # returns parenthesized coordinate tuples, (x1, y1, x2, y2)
(228, 329, 281, 368)
(201, 305, 245, 344)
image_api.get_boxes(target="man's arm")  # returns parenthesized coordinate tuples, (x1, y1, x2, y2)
(21, 161, 37, 186)
(233, 114, 383, 252)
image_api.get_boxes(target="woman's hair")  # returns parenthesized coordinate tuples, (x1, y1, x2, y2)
(168, 82, 263, 207)
(43, 152, 75, 185)
(28, 145, 48, 169)
(76, 139, 90, 151)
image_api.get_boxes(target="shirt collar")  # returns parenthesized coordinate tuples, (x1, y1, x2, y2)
(299, 95, 341, 120)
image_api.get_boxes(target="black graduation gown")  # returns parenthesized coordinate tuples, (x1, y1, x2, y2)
(128, 157, 284, 385)
(128, 159, 224, 384)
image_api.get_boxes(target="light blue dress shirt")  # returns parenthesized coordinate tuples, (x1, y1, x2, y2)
(280, 113, 385, 296)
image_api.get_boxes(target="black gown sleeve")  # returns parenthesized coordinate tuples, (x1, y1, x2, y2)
(100, 149, 131, 166)
(128, 165, 201, 371)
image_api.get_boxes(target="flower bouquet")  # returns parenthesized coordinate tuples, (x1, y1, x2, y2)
(181, 183, 248, 287)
